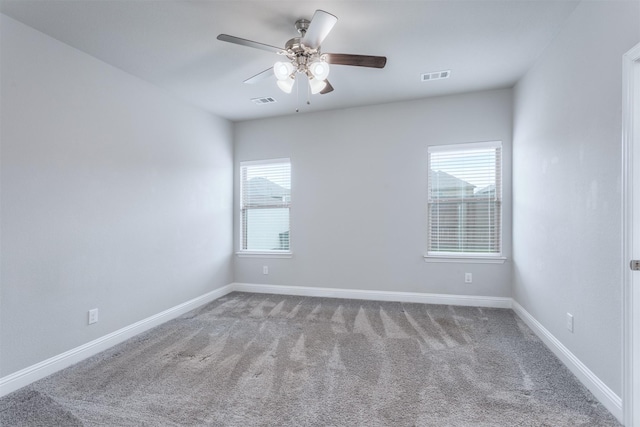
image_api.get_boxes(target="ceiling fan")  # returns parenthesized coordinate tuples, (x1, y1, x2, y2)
(217, 10, 387, 95)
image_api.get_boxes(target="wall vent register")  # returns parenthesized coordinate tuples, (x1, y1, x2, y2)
(251, 97, 277, 105)
(421, 70, 451, 82)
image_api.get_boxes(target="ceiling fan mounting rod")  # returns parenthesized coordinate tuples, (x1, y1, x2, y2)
(295, 18, 310, 37)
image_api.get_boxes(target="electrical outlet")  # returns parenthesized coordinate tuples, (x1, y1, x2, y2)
(465, 273, 472, 283)
(88, 308, 99, 325)
(566, 313, 574, 333)
(263, 266, 268, 275)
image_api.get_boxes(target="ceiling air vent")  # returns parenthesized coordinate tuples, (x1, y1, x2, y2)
(421, 70, 451, 82)
(251, 96, 277, 105)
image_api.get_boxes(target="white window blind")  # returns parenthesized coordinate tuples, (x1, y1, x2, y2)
(240, 159, 291, 252)
(427, 141, 502, 256)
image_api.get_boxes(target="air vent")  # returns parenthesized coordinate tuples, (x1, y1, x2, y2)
(251, 97, 277, 105)
(421, 70, 451, 82)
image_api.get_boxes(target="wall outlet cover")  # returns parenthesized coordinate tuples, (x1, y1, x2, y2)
(88, 308, 99, 325)
(566, 313, 574, 332)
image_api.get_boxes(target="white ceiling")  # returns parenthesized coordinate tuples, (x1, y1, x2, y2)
(0, 0, 580, 122)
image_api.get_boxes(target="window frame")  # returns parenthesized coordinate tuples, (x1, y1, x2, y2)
(425, 141, 506, 263)
(237, 158, 292, 257)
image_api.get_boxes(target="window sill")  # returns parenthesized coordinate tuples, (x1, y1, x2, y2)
(424, 255, 506, 264)
(236, 251, 293, 259)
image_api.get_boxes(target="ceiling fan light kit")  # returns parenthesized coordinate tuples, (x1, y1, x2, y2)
(309, 61, 330, 80)
(217, 10, 386, 97)
(273, 57, 330, 94)
(308, 77, 327, 94)
(276, 78, 295, 94)
(274, 61, 295, 80)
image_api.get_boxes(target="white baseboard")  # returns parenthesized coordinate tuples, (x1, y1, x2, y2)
(511, 300, 623, 423)
(0, 284, 235, 398)
(0, 282, 511, 398)
(231, 282, 513, 308)
(1, 281, 622, 425)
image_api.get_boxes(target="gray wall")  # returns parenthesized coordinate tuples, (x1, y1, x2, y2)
(5, 0, 637, 406)
(512, 1, 640, 397)
(234, 89, 513, 297)
(0, 15, 234, 377)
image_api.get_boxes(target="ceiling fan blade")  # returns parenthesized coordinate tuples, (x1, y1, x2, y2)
(320, 80, 334, 95)
(244, 68, 274, 84)
(301, 10, 338, 49)
(217, 34, 282, 53)
(325, 53, 387, 69)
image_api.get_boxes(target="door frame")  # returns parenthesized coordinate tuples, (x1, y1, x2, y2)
(622, 41, 640, 427)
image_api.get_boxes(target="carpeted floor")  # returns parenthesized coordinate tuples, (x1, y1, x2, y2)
(0, 292, 621, 426)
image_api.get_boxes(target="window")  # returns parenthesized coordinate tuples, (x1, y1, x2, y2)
(240, 159, 291, 253)
(427, 141, 502, 257)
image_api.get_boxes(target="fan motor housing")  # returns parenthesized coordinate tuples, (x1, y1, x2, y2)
(285, 37, 304, 53)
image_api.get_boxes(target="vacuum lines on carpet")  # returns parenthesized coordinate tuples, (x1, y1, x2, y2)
(0, 292, 620, 426)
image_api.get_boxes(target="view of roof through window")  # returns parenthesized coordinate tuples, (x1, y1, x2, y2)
(430, 148, 497, 195)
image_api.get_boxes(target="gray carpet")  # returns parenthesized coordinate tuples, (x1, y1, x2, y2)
(0, 292, 620, 426)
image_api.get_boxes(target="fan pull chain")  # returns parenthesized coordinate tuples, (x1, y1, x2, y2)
(295, 77, 300, 113)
